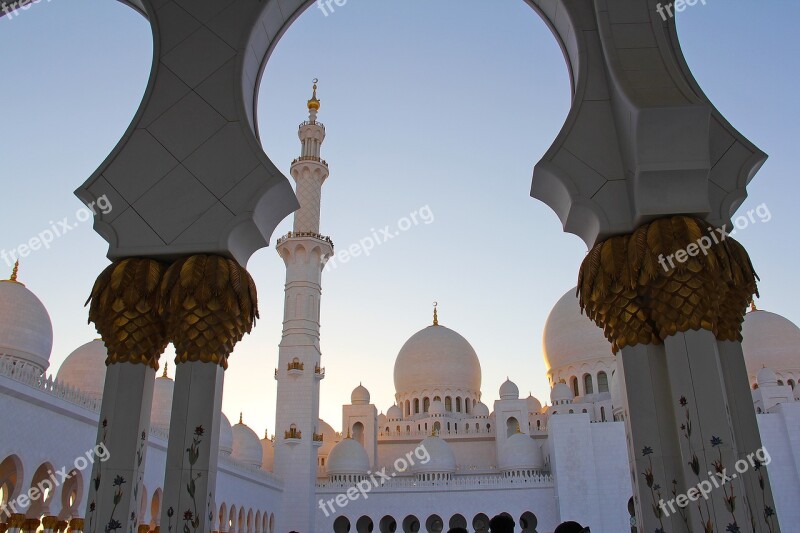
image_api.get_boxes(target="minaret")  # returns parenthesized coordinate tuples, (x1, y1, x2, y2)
(273, 80, 333, 533)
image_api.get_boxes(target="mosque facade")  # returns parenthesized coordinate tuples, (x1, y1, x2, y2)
(1, 95, 799, 533)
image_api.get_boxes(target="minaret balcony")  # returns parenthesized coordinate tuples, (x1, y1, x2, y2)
(287, 360, 305, 376)
(312, 433, 324, 447)
(315, 365, 326, 380)
(299, 120, 325, 131)
(292, 155, 328, 167)
(284, 428, 302, 443)
(276, 231, 334, 249)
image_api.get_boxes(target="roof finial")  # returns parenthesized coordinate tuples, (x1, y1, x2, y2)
(346, 427, 351, 439)
(162, 362, 168, 378)
(9, 260, 19, 282)
(239, 412, 243, 425)
(750, 299, 758, 312)
(516, 423, 522, 434)
(307, 78, 320, 111)
(433, 301, 439, 326)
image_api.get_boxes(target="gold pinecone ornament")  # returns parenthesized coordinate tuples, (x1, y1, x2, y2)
(578, 216, 758, 353)
(159, 255, 258, 369)
(87, 258, 169, 368)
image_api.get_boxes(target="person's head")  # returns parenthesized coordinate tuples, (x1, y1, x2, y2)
(554, 521, 588, 533)
(489, 514, 515, 532)
(447, 528, 468, 533)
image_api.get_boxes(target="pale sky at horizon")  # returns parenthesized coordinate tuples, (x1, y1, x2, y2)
(0, 0, 797, 437)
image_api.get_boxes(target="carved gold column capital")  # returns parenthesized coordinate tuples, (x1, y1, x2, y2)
(22, 519, 39, 533)
(55, 520, 68, 532)
(67, 518, 84, 532)
(578, 216, 758, 352)
(8, 514, 25, 529)
(87, 258, 169, 369)
(41, 516, 58, 530)
(160, 255, 258, 369)
(137, 525, 150, 533)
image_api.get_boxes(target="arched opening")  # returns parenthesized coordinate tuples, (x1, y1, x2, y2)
(151, 488, 162, 529)
(352, 422, 365, 446)
(597, 371, 609, 393)
(60, 469, 83, 520)
(472, 513, 490, 533)
(238, 507, 245, 533)
(219, 503, 228, 533)
(788, 379, 795, 389)
(583, 373, 594, 395)
(0, 455, 22, 514)
(27, 462, 56, 518)
(445, 397, 452, 411)
(506, 416, 519, 437)
(433, 421, 441, 435)
(520, 511, 538, 533)
(356, 516, 374, 533)
(628, 496, 636, 533)
(247, 509, 254, 533)
(448, 514, 467, 530)
(455, 397, 462, 413)
(229, 505, 237, 532)
(255, 511, 262, 533)
(405, 400, 411, 416)
(414, 399, 420, 414)
(425, 514, 443, 532)
(601, 406, 606, 422)
(423, 397, 430, 413)
(570, 376, 579, 397)
(402, 515, 420, 533)
(379, 515, 397, 533)
(333, 516, 351, 533)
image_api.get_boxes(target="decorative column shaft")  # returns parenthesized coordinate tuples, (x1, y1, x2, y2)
(579, 216, 780, 533)
(159, 255, 258, 533)
(85, 259, 168, 533)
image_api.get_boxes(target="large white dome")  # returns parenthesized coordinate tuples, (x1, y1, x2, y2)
(0, 276, 53, 373)
(499, 433, 544, 471)
(394, 324, 481, 396)
(327, 438, 369, 475)
(412, 436, 456, 474)
(742, 310, 800, 382)
(260, 433, 274, 472)
(231, 416, 263, 467)
(56, 340, 108, 400)
(543, 288, 613, 377)
(219, 413, 234, 456)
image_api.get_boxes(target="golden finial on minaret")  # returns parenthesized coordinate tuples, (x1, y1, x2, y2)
(307, 78, 320, 111)
(516, 423, 522, 434)
(9, 260, 19, 282)
(346, 427, 351, 439)
(239, 412, 243, 425)
(162, 362, 168, 378)
(433, 301, 439, 326)
(750, 299, 758, 312)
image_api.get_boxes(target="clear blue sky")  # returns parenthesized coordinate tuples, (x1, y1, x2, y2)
(0, 0, 797, 436)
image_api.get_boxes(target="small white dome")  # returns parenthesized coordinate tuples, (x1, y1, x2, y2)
(543, 288, 613, 374)
(394, 324, 482, 398)
(387, 404, 403, 420)
(351, 384, 370, 405)
(0, 275, 54, 373)
(499, 379, 519, 400)
(551, 382, 574, 404)
(260, 432, 274, 472)
(327, 438, 370, 475)
(231, 417, 264, 467)
(429, 400, 445, 415)
(56, 340, 108, 400)
(526, 394, 542, 414)
(318, 419, 338, 456)
(743, 310, 800, 381)
(150, 366, 174, 430)
(757, 367, 778, 388)
(412, 436, 456, 474)
(472, 402, 490, 418)
(499, 433, 544, 471)
(219, 413, 233, 456)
